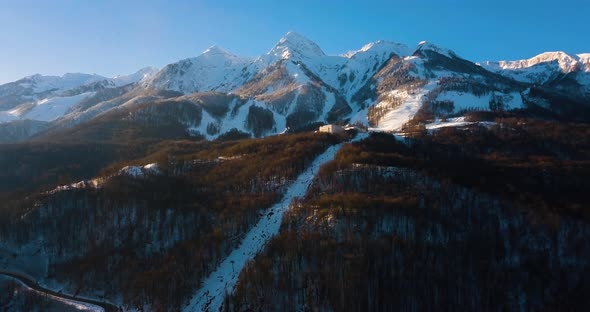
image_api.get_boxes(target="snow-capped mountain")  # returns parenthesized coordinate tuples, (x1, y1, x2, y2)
(479, 51, 590, 84)
(265, 31, 326, 62)
(415, 41, 459, 59)
(137, 33, 378, 138)
(0, 67, 158, 125)
(578, 53, 590, 71)
(0, 73, 105, 111)
(0, 32, 588, 143)
(144, 46, 254, 94)
(22, 73, 107, 93)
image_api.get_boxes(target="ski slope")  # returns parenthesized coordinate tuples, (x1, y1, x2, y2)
(371, 81, 436, 132)
(184, 141, 346, 312)
(21, 92, 95, 122)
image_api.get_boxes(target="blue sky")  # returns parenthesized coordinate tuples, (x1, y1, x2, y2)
(1, 0, 588, 84)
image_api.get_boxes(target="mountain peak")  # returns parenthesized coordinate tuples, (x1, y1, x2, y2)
(529, 51, 579, 72)
(415, 41, 458, 59)
(578, 53, 590, 71)
(268, 31, 325, 60)
(16, 72, 107, 93)
(202, 45, 231, 56)
(345, 40, 411, 58)
(480, 51, 585, 73)
(279, 31, 313, 44)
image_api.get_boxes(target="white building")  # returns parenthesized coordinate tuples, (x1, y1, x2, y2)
(318, 124, 345, 134)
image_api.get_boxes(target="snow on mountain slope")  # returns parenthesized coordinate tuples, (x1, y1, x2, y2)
(19, 92, 96, 122)
(0, 73, 103, 113)
(415, 41, 459, 59)
(2, 32, 588, 141)
(112, 66, 159, 86)
(479, 51, 590, 84)
(335, 41, 411, 101)
(144, 46, 255, 94)
(231, 45, 351, 132)
(254, 33, 410, 105)
(13, 68, 156, 94)
(481, 52, 580, 72)
(345, 40, 411, 59)
(19, 73, 107, 94)
(371, 81, 436, 131)
(145, 32, 333, 97)
(361, 40, 528, 132)
(187, 98, 261, 140)
(0, 110, 18, 123)
(0, 92, 95, 123)
(425, 117, 472, 130)
(0, 67, 161, 118)
(132, 33, 532, 137)
(0, 67, 161, 128)
(119, 163, 161, 177)
(578, 53, 590, 71)
(266, 31, 326, 62)
(254, 32, 346, 91)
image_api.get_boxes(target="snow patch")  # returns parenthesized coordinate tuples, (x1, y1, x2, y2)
(19, 92, 95, 122)
(143, 163, 160, 173)
(425, 117, 496, 131)
(22, 73, 106, 93)
(119, 163, 160, 177)
(0, 110, 18, 123)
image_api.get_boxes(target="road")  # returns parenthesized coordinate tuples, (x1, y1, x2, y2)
(0, 269, 119, 312)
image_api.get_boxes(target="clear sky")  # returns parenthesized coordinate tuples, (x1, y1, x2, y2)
(1, 0, 588, 84)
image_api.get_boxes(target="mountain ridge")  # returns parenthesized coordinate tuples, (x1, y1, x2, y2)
(1, 32, 589, 142)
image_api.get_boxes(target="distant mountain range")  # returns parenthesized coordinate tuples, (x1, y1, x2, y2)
(0, 32, 588, 142)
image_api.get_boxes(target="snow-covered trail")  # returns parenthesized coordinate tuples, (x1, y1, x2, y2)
(184, 138, 355, 312)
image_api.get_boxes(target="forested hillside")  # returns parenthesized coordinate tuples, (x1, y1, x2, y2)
(0, 132, 344, 310)
(227, 120, 590, 311)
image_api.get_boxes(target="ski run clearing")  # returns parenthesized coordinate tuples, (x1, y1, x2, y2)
(370, 81, 437, 132)
(184, 135, 366, 312)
